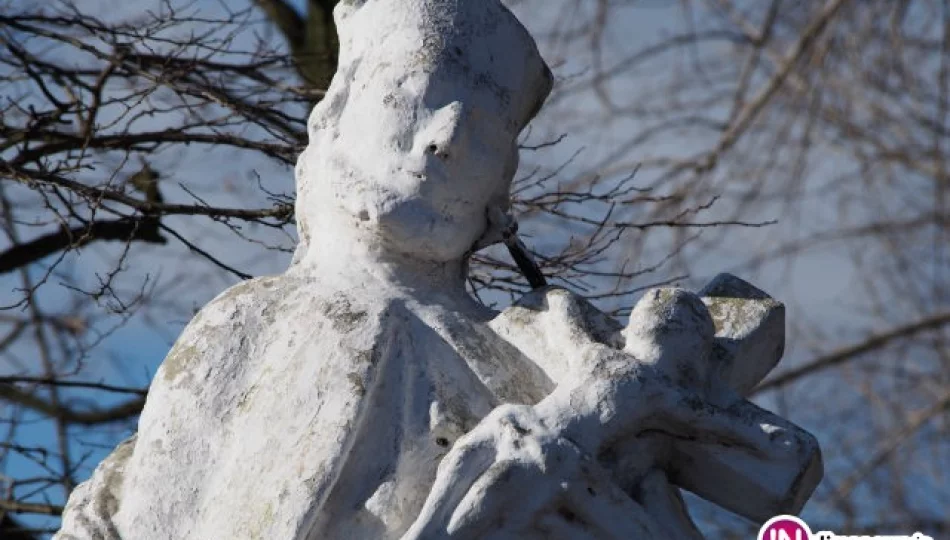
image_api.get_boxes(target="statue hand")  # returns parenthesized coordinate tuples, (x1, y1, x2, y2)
(401, 404, 667, 540)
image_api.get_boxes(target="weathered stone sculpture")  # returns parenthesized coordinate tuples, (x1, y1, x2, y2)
(55, 1, 822, 539)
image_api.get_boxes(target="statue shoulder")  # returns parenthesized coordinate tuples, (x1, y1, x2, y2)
(154, 275, 289, 388)
(154, 275, 409, 392)
(110, 278, 409, 537)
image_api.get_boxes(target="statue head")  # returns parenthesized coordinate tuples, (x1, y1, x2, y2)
(623, 288, 716, 395)
(293, 0, 552, 264)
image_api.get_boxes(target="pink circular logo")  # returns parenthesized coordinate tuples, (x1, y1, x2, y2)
(758, 515, 813, 540)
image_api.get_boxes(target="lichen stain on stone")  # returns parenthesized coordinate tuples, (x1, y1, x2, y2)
(259, 300, 288, 327)
(499, 306, 536, 329)
(249, 501, 275, 540)
(320, 295, 369, 333)
(99, 435, 137, 518)
(347, 372, 366, 396)
(354, 347, 379, 368)
(162, 341, 199, 383)
(411, 34, 446, 70)
(237, 384, 259, 412)
(704, 296, 753, 333)
(218, 279, 258, 303)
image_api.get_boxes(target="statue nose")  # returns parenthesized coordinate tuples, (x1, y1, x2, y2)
(416, 101, 466, 160)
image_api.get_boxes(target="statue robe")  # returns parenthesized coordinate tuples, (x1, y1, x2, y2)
(56, 271, 579, 540)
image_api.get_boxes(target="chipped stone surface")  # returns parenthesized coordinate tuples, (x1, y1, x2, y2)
(701, 273, 786, 397)
(55, 1, 821, 539)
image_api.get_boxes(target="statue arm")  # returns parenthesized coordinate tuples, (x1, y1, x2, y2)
(402, 385, 726, 540)
(401, 404, 670, 540)
(54, 436, 136, 540)
(488, 286, 624, 386)
(406, 286, 711, 538)
(400, 348, 784, 539)
(55, 278, 313, 539)
(418, 281, 818, 538)
(52, 281, 259, 540)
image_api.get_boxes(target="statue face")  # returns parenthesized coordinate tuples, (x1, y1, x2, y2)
(295, 0, 552, 262)
(323, 75, 520, 261)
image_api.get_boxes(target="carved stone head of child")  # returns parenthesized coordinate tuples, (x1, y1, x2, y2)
(293, 0, 553, 265)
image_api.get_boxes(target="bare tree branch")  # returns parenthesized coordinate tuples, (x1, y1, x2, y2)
(754, 311, 950, 393)
(0, 217, 165, 275)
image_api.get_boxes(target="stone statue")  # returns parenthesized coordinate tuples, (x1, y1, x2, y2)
(55, 1, 822, 538)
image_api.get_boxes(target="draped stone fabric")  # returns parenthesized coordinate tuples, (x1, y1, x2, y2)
(55, 2, 820, 539)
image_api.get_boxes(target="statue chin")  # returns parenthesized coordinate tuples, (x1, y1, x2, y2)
(373, 197, 486, 263)
(316, 159, 500, 264)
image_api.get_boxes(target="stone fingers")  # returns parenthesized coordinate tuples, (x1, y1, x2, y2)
(445, 454, 564, 537)
(404, 404, 551, 539)
(442, 404, 563, 536)
(446, 435, 664, 540)
(556, 459, 666, 540)
(402, 432, 497, 539)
